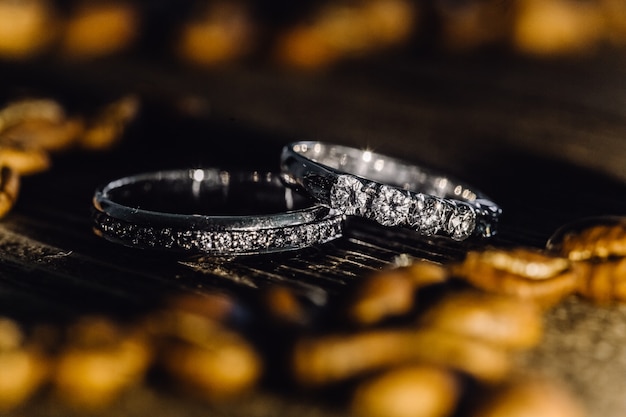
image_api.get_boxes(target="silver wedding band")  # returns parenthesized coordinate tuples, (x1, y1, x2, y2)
(92, 169, 344, 255)
(280, 141, 501, 241)
(92, 142, 500, 255)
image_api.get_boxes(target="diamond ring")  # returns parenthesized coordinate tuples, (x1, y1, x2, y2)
(92, 169, 344, 255)
(280, 141, 501, 241)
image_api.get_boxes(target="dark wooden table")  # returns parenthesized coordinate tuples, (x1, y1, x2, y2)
(1, 48, 626, 416)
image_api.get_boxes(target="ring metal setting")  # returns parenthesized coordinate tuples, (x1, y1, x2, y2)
(92, 169, 344, 255)
(280, 141, 501, 241)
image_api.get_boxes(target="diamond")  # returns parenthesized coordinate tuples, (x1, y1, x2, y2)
(321, 219, 342, 243)
(112, 221, 131, 238)
(135, 227, 156, 246)
(176, 230, 195, 250)
(241, 231, 269, 252)
(160, 228, 176, 248)
(305, 224, 321, 244)
(333, 220, 343, 237)
(330, 175, 367, 215)
(254, 231, 270, 250)
(213, 232, 233, 251)
(196, 232, 213, 251)
(447, 204, 476, 241)
(97, 216, 113, 232)
(409, 196, 450, 236)
(368, 185, 411, 227)
(270, 230, 286, 248)
(317, 221, 331, 241)
(283, 228, 302, 247)
(230, 232, 249, 252)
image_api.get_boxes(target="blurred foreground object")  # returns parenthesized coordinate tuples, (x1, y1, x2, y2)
(435, 0, 513, 52)
(176, 1, 257, 67)
(452, 248, 578, 308)
(292, 328, 513, 385)
(344, 261, 449, 326)
(0, 95, 140, 219)
(513, 0, 605, 56)
(159, 330, 262, 401)
(601, 0, 626, 45)
(419, 291, 543, 350)
(149, 293, 262, 402)
(0, 0, 58, 59)
(52, 316, 152, 410)
(350, 364, 460, 417)
(59, 0, 140, 59)
(469, 378, 585, 417)
(79, 95, 140, 150)
(547, 216, 626, 304)
(0, 318, 49, 412)
(273, 0, 418, 70)
(572, 258, 626, 304)
(0, 167, 19, 218)
(0, 0, 625, 65)
(547, 216, 626, 261)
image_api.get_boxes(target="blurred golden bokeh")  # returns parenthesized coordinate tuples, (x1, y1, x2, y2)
(0, 0, 622, 69)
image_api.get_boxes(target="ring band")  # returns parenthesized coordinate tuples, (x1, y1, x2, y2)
(92, 169, 344, 255)
(280, 141, 501, 241)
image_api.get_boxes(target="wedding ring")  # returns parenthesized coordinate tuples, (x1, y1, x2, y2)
(280, 141, 501, 241)
(92, 169, 344, 255)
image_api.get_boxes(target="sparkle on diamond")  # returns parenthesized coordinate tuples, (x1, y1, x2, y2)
(135, 227, 157, 246)
(196, 232, 213, 251)
(409, 196, 450, 236)
(176, 230, 195, 250)
(248, 231, 269, 251)
(283, 228, 302, 247)
(305, 225, 320, 244)
(98, 213, 344, 254)
(160, 228, 176, 248)
(213, 232, 233, 251)
(272, 230, 286, 248)
(447, 204, 476, 241)
(330, 175, 367, 215)
(317, 221, 333, 243)
(368, 185, 412, 227)
(232, 232, 255, 252)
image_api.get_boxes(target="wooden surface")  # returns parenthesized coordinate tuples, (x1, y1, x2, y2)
(1, 48, 626, 416)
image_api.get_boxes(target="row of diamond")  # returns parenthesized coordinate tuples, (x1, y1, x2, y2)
(94, 213, 344, 255)
(329, 174, 476, 241)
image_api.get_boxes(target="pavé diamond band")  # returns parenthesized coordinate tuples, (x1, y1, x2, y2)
(280, 141, 501, 241)
(92, 169, 344, 255)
